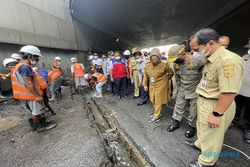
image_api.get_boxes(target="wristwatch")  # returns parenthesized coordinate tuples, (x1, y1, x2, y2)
(213, 111, 223, 117)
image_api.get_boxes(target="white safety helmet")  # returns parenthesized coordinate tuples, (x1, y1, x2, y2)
(32, 67, 38, 71)
(3, 58, 18, 67)
(54, 57, 61, 61)
(71, 57, 77, 63)
(88, 55, 94, 61)
(123, 50, 131, 56)
(19, 45, 42, 57)
(84, 74, 89, 80)
(11, 53, 21, 60)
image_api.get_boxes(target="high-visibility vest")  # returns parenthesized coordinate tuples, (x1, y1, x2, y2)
(48, 69, 62, 82)
(73, 63, 85, 77)
(35, 72, 48, 89)
(93, 73, 107, 83)
(11, 63, 43, 100)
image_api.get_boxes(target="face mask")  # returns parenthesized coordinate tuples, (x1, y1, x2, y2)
(115, 56, 121, 60)
(136, 59, 142, 63)
(175, 58, 184, 64)
(94, 56, 98, 59)
(248, 49, 250, 55)
(31, 60, 37, 66)
(193, 51, 205, 59)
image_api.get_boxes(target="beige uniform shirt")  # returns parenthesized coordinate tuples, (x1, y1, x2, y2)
(196, 47, 244, 98)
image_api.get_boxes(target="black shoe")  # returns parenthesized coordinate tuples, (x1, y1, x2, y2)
(37, 121, 57, 132)
(244, 129, 250, 144)
(133, 96, 139, 99)
(189, 160, 214, 167)
(137, 101, 146, 106)
(111, 93, 115, 97)
(167, 119, 180, 132)
(185, 126, 196, 138)
(184, 141, 201, 152)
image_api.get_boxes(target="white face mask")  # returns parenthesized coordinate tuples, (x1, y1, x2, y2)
(115, 56, 121, 60)
(31, 60, 37, 66)
(94, 56, 98, 59)
(248, 49, 250, 55)
(136, 58, 142, 63)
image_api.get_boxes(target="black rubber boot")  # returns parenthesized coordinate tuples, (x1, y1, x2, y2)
(185, 126, 196, 138)
(167, 119, 180, 132)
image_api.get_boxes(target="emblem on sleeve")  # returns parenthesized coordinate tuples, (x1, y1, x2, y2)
(224, 67, 234, 78)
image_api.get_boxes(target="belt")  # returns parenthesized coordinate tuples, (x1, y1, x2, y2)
(199, 95, 218, 100)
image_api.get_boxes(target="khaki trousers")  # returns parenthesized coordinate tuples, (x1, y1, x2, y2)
(195, 97, 235, 165)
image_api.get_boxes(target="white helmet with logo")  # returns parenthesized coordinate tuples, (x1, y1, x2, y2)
(11, 53, 22, 60)
(54, 57, 61, 61)
(88, 55, 94, 61)
(71, 57, 77, 63)
(84, 74, 89, 80)
(123, 50, 131, 56)
(3, 58, 18, 67)
(19, 45, 42, 57)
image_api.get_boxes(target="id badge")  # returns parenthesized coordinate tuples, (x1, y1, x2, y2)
(150, 77, 155, 83)
(201, 79, 207, 90)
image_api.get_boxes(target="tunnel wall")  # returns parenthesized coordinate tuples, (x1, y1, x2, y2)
(0, 0, 76, 50)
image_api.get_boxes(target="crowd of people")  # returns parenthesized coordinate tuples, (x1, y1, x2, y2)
(0, 28, 249, 167)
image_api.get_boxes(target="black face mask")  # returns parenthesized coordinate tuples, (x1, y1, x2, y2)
(175, 58, 184, 64)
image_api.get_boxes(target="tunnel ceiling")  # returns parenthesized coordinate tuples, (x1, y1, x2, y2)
(71, 0, 247, 49)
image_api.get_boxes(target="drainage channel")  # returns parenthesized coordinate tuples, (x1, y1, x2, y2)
(82, 93, 154, 167)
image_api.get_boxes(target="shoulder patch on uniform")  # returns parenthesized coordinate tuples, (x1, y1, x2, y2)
(223, 64, 235, 78)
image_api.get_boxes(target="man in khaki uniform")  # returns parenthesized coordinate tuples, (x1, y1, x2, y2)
(129, 49, 140, 98)
(143, 48, 174, 123)
(167, 45, 204, 138)
(187, 28, 244, 167)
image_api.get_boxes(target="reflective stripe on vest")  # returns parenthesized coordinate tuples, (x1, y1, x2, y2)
(11, 63, 43, 100)
(35, 72, 48, 89)
(48, 69, 62, 82)
(73, 63, 85, 77)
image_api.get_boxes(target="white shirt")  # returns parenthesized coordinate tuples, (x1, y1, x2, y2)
(239, 54, 250, 97)
(92, 58, 103, 66)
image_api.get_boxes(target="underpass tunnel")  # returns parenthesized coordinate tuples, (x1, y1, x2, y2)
(0, 0, 249, 91)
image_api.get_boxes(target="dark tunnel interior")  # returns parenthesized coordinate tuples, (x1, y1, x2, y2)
(70, 0, 250, 54)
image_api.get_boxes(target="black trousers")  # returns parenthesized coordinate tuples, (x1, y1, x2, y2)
(115, 77, 127, 96)
(234, 95, 250, 129)
(139, 85, 149, 102)
(107, 74, 115, 94)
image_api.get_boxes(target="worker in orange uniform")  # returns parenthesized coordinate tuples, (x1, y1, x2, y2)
(71, 57, 88, 93)
(12, 45, 56, 131)
(91, 71, 107, 98)
(48, 57, 63, 101)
